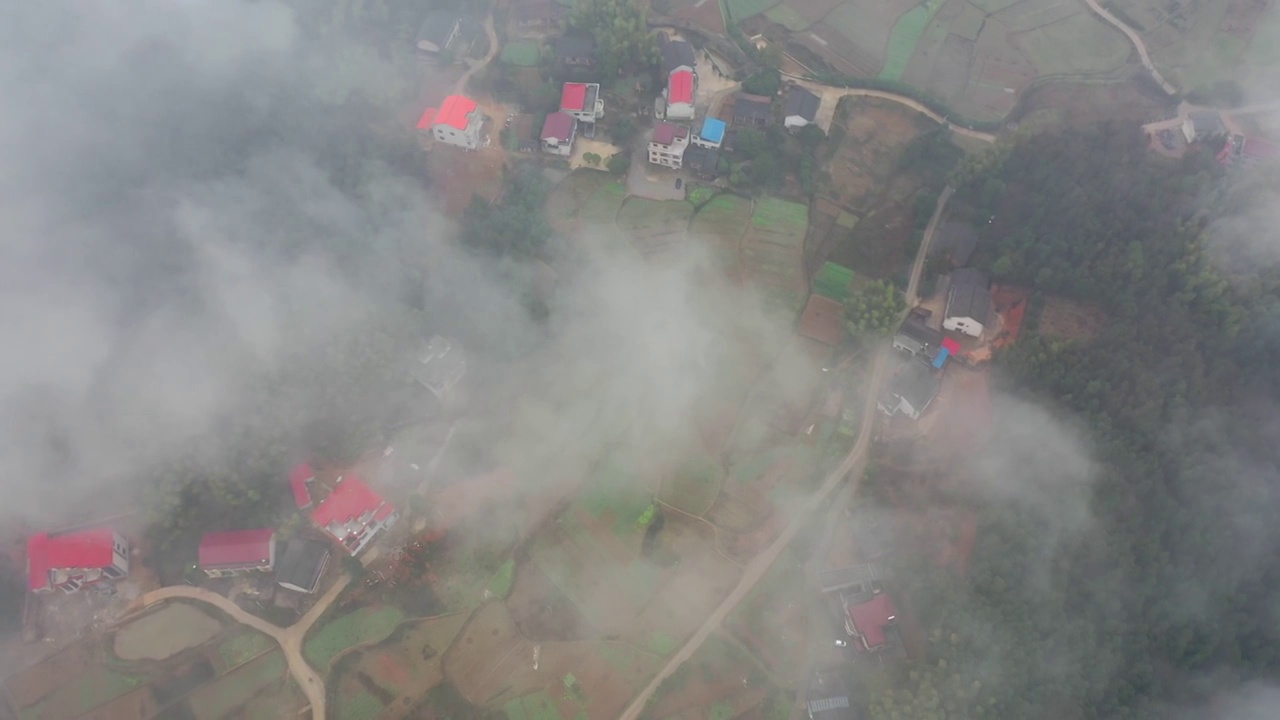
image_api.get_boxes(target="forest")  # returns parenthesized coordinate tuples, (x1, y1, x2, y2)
(872, 127, 1280, 719)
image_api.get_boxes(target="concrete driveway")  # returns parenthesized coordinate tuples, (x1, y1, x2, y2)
(626, 141, 686, 201)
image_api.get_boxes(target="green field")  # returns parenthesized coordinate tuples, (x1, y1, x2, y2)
(504, 690, 565, 720)
(765, 3, 811, 30)
(581, 180, 628, 224)
(813, 261, 855, 300)
(488, 558, 516, 598)
(1018, 14, 1131, 75)
(303, 606, 406, 670)
(501, 40, 541, 67)
(20, 668, 149, 720)
(337, 692, 384, 720)
(749, 197, 808, 240)
(726, 0, 780, 20)
(217, 631, 274, 669)
(690, 193, 752, 263)
(616, 197, 693, 236)
(188, 651, 287, 720)
(879, 0, 948, 81)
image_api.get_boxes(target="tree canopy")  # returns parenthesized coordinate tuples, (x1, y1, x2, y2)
(569, 0, 659, 78)
(844, 279, 906, 335)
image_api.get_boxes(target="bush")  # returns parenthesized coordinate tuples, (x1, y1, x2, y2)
(606, 153, 630, 175)
(742, 69, 781, 96)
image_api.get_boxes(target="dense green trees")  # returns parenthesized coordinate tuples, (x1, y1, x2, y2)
(844, 280, 906, 335)
(569, 0, 659, 78)
(741, 69, 781, 96)
(460, 163, 552, 259)
(876, 126, 1280, 719)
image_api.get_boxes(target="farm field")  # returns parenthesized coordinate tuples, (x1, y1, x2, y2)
(501, 39, 541, 67)
(642, 632, 792, 720)
(689, 192, 752, 267)
(1014, 12, 1132, 75)
(740, 197, 810, 314)
(304, 605, 406, 671)
(727, 0, 781, 20)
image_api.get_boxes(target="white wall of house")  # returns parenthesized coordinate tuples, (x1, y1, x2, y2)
(665, 101, 695, 120)
(543, 138, 572, 156)
(648, 145, 685, 168)
(943, 316, 983, 337)
(784, 115, 811, 130)
(433, 119, 480, 149)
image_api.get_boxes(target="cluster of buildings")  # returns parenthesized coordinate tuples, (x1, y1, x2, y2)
(644, 32, 823, 174)
(26, 335, 472, 600)
(879, 267, 991, 421)
(540, 82, 605, 157)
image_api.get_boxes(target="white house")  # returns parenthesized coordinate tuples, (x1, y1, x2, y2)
(877, 361, 940, 420)
(943, 268, 991, 337)
(417, 95, 483, 150)
(658, 33, 697, 121)
(648, 122, 690, 169)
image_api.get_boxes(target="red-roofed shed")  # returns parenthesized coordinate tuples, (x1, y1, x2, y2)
(416, 107, 438, 130)
(940, 337, 961, 354)
(199, 529, 277, 577)
(290, 463, 315, 509)
(561, 83, 587, 111)
(668, 70, 694, 105)
(436, 95, 478, 130)
(846, 592, 898, 651)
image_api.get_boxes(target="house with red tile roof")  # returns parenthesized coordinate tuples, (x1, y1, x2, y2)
(311, 475, 398, 556)
(198, 529, 276, 578)
(26, 527, 129, 594)
(560, 83, 604, 124)
(844, 591, 899, 652)
(416, 95, 484, 150)
(648, 122, 689, 169)
(290, 463, 315, 509)
(541, 112, 576, 157)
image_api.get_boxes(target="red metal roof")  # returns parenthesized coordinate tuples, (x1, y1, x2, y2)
(541, 112, 575, 141)
(436, 95, 477, 130)
(653, 121, 688, 145)
(199, 529, 275, 569)
(940, 337, 961, 354)
(668, 70, 694, 105)
(289, 463, 315, 509)
(312, 476, 390, 528)
(27, 528, 117, 591)
(416, 107, 437, 130)
(846, 592, 897, 650)
(561, 83, 587, 111)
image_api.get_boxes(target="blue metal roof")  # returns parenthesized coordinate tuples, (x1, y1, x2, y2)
(699, 117, 726, 143)
(932, 347, 950, 368)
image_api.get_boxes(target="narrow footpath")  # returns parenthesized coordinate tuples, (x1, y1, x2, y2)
(1080, 0, 1179, 95)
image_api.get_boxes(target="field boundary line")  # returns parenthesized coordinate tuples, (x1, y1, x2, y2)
(655, 499, 745, 569)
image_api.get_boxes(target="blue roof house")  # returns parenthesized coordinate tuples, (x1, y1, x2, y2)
(693, 117, 726, 149)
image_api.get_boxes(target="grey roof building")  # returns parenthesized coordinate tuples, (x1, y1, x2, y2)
(733, 94, 773, 127)
(892, 318, 943, 358)
(878, 360, 941, 420)
(658, 32, 696, 74)
(415, 11, 461, 54)
(275, 539, 331, 594)
(932, 221, 979, 266)
(943, 267, 990, 337)
(784, 87, 821, 129)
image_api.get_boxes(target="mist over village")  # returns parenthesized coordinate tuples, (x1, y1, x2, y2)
(2, 1, 1280, 720)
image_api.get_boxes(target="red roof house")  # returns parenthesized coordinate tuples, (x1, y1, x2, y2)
(311, 475, 399, 556)
(198, 529, 277, 577)
(417, 95, 482, 149)
(27, 527, 129, 593)
(290, 463, 315, 509)
(561, 83, 587, 111)
(845, 592, 898, 651)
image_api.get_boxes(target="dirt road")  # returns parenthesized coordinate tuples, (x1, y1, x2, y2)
(1080, 0, 1178, 95)
(453, 10, 498, 96)
(908, 185, 954, 306)
(126, 547, 378, 719)
(782, 75, 997, 143)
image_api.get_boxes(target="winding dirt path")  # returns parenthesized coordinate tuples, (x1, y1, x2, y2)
(128, 546, 378, 718)
(782, 75, 997, 143)
(1079, 0, 1178, 95)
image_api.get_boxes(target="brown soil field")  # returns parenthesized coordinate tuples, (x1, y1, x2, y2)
(77, 686, 157, 720)
(827, 97, 933, 212)
(1039, 295, 1107, 340)
(629, 515, 741, 643)
(429, 144, 504, 217)
(443, 602, 537, 704)
(506, 560, 592, 641)
(645, 633, 772, 719)
(6, 642, 95, 709)
(671, 0, 728, 35)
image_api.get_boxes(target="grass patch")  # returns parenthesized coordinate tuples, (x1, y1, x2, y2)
(751, 196, 808, 234)
(836, 210, 859, 229)
(487, 558, 516, 599)
(764, 3, 810, 30)
(726, 0, 780, 20)
(303, 606, 405, 671)
(501, 40, 541, 67)
(710, 700, 735, 720)
(648, 632, 680, 655)
(878, 0, 947, 81)
(217, 631, 274, 669)
(338, 692, 384, 720)
(813, 261, 855, 301)
(1018, 13, 1131, 75)
(687, 185, 717, 206)
(22, 668, 150, 720)
(505, 690, 562, 720)
(581, 180, 627, 224)
(616, 197, 694, 235)
(659, 454, 724, 515)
